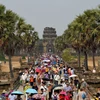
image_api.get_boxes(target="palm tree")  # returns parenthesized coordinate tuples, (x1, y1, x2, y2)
(0, 5, 39, 79)
(82, 9, 100, 70)
(54, 36, 66, 54)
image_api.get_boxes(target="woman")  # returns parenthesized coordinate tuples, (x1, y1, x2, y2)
(32, 82, 38, 91)
(30, 76, 34, 87)
(15, 95, 22, 100)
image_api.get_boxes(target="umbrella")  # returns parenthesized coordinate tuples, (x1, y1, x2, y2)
(25, 88, 37, 94)
(43, 63, 48, 66)
(69, 74, 77, 78)
(43, 59, 50, 62)
(35, 68, 41, 73)
(53, 86, 64, 91)
(11, 91, 23, 95)
(59, 91, 66, 95)
(42, 78, 50, 81)
(52, 85, 63, 92)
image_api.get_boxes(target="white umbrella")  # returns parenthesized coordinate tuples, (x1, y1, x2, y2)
(53, 86, 64, 90)
(69, 74, 77, 78)
(43, 59, 50, 62)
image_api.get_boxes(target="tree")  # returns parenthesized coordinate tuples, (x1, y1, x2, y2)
(54, 36, 66, 53)
(83, 9, 100, 69)
(0, 4, 39, 78)
(62, 49, 74, 62)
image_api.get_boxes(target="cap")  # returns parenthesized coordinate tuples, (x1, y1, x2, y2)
(82, 78, 84, 81)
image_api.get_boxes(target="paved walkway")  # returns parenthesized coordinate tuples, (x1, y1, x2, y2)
(17, 85, 25, 100)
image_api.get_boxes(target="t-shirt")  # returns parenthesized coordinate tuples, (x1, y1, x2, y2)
(8, 94, 17, 100)
(40, 86, 47, 92)
(81, 81, 88, 89)
(77, 91, 86, 100)
(64, 86, 72, 92)
(30, 77, 34, 82)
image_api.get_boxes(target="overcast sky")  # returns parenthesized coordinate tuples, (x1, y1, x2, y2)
(0, 0, 100, 38)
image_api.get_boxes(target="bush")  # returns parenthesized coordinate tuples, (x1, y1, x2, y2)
(62, 49, 74, 62)
(22, 56, 26, 59)
(0, 51, 6, 61)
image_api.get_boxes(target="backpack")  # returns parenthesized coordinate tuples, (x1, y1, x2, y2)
(53, 95, 57, 100)
(44, 74, 49, 79)
(82, 93, 86, 99)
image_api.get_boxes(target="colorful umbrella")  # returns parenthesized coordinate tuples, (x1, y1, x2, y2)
(59, 91, 66, 95)
(69, 74, 77, 78)
(35, 68, 41, 73)
(11, 91, 23, 95)
(25, 88, 37, 94)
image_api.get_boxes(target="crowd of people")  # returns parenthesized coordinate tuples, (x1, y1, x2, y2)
(0, 54, 100, 100)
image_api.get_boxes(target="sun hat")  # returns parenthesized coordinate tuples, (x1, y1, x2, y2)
(2, 90, 7, 93)
(26, 83, 30, 85)
(82, 78, 84, 81)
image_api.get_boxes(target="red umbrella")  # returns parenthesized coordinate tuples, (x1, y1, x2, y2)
(59, 90, 66, 95)
(35, 68, 41, 73)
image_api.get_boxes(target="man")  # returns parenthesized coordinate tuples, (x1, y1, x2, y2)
(8, 90, 17, 100)
(64, 83, 72, 93)
(80, 79, 88, 89)
(74, 77, 80, 89)
(40, 82, 48, 92)
(77, 88, 86, 100)
(54, 72, 60, 85)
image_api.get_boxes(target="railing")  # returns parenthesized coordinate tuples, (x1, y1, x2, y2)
(13, 75, 20, 90)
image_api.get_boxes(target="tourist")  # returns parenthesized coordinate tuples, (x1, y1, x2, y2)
(15, 95, 22, 100)
(1, 90, 6, 98)
(47, 83, 53, 100)
(96, 88, 100, 99)
(0, 90, 7, 100)
(8, 93, 17, 100)
(80, 79, 88, 90)
(24, 83, 31, 93)
(20, 73, 27, 86)
(74, 77, 80, 89)
(40, 82, 48, 93)
(54, 72, 60, 85)
(30, 76, 34, 87)
(51, 90, 59, 100)
(77, 88, 87, 100)
(32, 82, 38, 91)
(64, 83, 72, 93)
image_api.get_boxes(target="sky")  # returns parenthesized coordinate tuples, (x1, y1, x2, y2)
(0, 0, 100, 38)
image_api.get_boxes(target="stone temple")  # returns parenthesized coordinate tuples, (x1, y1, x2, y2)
(35, 27, 57, 55)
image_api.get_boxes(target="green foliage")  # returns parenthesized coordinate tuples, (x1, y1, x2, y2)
(0, 4, 39, 78)
(0, 4, 39, 55)
(22, 56, 26, 59)
(62, 49, 74, 62)
(0, 51, 5, 61)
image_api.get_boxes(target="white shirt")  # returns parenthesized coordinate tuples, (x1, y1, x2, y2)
(40, 85, 48, 92)
(54, 74, 60, 81)
(8, 94, 16, 100)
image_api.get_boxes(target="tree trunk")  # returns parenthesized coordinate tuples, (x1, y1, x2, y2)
(77, 50, 81, 67)
(92, 50, 96, 70)
(8, 44, 14, 79)
(84, 51, 88, 70)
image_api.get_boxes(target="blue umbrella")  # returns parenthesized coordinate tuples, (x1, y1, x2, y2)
(11, 91, 23, 95)
(25, 88, 37, 94)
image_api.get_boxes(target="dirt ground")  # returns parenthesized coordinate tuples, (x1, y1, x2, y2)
(1, 56, 22, 72)
(0, 56, 100, 72)
(88, 56, 100, 70)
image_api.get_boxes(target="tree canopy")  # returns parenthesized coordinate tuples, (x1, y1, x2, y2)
(0, 4, 39, 78)
(55, 7, 100, 70)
